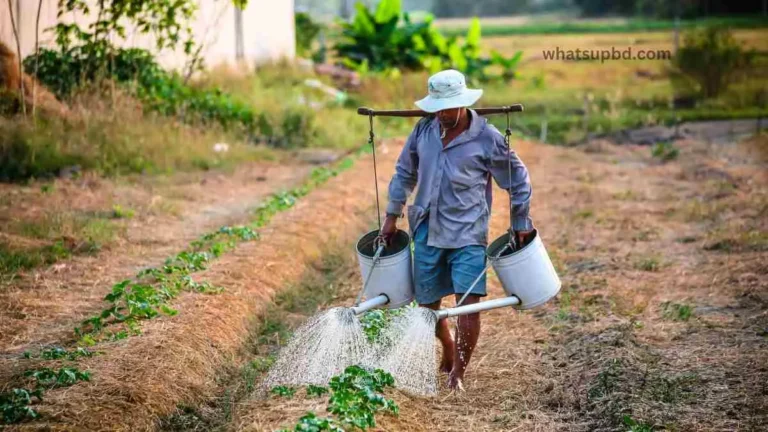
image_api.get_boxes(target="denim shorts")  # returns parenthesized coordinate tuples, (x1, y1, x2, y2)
(412, 220, 487, 305)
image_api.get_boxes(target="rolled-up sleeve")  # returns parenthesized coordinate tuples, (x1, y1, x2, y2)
(386, 126, 420, 216)
(488, 134, 533, 231)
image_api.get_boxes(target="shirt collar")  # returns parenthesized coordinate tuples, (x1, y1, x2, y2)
(433, 109, 486, 149)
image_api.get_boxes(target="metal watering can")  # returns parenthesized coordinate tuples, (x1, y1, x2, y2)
(351, 229, 415, 315)
(350, 105, 560, 318)
(434, 229, 561, 319)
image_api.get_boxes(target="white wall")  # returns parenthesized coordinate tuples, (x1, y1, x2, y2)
(0, 0, 295, 71)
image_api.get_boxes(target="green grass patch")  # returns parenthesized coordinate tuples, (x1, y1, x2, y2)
(635, 255, 662, 272)
(661, 302, 694, 321)
(574, 208, 595, 219)
(651, 141, 680, 161)
(0, 242, 72, 278)
(0, 112, 265, 183)
(13, 211, 121, 250)
(704, 230, 768, 252)
(441, 16, 768, 37)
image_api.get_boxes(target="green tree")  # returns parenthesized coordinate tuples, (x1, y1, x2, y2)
(671, 26, 755, 98)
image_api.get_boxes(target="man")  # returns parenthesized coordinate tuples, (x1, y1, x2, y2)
(380, 69, 534, 390)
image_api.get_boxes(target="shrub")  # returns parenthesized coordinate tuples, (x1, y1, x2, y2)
(671, 27, 755, 99)
(333, 0, 522, 83)
(24, 48, 273, 141)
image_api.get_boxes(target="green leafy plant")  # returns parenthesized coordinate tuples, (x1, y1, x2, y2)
(271, 385, 297, 398)
(622, 415, 655, 432)
(281, 412, 344, 432)
(306, 385, 329, 398)
(23, 347, 95, 361)
(24, 367, 91, 389)
(280, 366, 398, 431)
(333, 0, 522, 83)
(0, 388, 42, 424)
(327, 366, 398, 430)
(359, 308, 404, 343)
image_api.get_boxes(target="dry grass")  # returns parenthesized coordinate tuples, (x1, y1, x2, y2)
(0, 161, 309, 352)
(0, 139, 400, 430)
(1, 120, 766, 430)
(220, 134, 766, 431)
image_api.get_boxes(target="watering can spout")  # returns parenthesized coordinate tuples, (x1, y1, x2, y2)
(351, 294, 390, 315)
(434, 296, 521, 320)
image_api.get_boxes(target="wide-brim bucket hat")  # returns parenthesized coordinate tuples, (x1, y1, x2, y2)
(415, 69, 483, 113)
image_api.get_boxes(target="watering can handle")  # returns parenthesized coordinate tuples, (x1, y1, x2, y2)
(353, 244, 385, 306)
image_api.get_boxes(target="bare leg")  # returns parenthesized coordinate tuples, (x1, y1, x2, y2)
(448, 294, 481, 390)
(421, 299, 454, 373)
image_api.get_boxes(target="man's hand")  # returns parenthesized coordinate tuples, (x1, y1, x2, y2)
(515, 230, 534, 248)
(380, 215, 399, 245)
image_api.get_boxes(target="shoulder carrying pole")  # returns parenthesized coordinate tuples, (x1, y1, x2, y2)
(357, 105, 523, 117)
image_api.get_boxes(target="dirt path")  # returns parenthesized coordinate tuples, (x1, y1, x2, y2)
(238, 136, 767, 431)
(0, 162, 312, 353)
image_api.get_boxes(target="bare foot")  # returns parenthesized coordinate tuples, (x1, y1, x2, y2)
(439, 355, 454, 374)
(446, 371, 465, 391)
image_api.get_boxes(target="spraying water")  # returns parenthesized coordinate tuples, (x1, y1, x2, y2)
(262, 305, 441, 397)
(374, 307, 439, 396)
(262, 307, 371, 388)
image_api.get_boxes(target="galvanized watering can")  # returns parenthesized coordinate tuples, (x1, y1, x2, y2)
(434, 229, 561, 319)
(352, 229, 414, 314)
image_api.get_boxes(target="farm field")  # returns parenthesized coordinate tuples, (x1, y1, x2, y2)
(1, 129, 766, 430)
(1, 18, 767, 431)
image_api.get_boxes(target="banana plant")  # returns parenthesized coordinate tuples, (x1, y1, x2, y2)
(333, 1, 523, 83)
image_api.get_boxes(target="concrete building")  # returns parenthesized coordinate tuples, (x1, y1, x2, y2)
(0, 0, 295, 71)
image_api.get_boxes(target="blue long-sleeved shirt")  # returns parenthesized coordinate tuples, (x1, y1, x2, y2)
(386, 109, 533, 249)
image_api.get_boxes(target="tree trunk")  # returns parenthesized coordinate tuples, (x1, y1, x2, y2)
(33, 0, 44, 120)
(7, 0, 26, 115)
